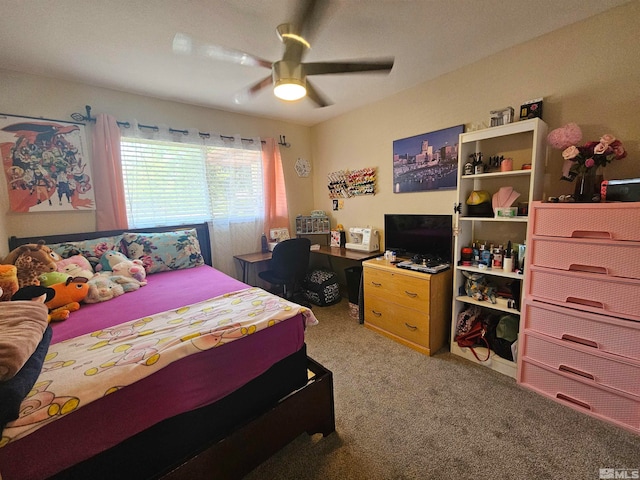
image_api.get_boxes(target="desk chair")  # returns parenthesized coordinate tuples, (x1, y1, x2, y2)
(258, 238, 311, 303)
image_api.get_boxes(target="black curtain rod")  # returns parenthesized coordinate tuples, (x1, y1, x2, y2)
(70, 105, 267, 144)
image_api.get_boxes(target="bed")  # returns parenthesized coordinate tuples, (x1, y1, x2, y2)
(0, 223, 335, 479)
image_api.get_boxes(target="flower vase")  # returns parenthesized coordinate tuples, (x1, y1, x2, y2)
(574, 168, 604, 203)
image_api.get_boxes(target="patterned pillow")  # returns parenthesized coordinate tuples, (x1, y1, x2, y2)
(121, 229, 204, 274)
(48, 236, 124, 269)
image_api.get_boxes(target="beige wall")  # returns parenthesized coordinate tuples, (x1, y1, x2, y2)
(0, 72, 314, 257)
(310, 1, 640, 249)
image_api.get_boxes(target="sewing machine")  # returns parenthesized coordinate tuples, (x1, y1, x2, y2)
(345, 227, 380, 252)
(268, 228, 290, 251)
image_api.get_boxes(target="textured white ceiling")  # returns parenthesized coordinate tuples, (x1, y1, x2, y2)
(0, 0, 630, 126)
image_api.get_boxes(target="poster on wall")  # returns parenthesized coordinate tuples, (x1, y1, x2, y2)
(0, 114, 95, 212)
(392, 124, 464, 193)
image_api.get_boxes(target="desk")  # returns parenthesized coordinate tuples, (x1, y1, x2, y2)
(233, 247, 380, 284)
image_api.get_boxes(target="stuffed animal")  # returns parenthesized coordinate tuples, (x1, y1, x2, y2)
(45, 277, 90, 321)
(95, 250, 130, 272)
(12, 285, 58, 321)
(85, 274, 125, 303)
(56, 255, 94, 280)
(2, 242, 61, 288)
(0, 265, 19, 301)
(38, 271, 72, 287)
(108, 274, 145, 293)
(463, 271, 497, 304)
(111, 259, 147, 285)
(60, 263, 94, 281)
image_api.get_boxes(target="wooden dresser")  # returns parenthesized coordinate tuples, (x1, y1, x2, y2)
(362, 257, 452, 355)
(518, 201, 640, 434)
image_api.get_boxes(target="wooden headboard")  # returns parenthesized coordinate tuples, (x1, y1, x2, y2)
(8, 222, 213, 267)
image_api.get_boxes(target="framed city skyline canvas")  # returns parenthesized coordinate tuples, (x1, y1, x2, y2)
(393, 124, 464, 193)
(0, 114, 95, 212)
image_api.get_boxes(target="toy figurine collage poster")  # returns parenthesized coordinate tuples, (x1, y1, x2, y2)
(0, 113, 95, 212)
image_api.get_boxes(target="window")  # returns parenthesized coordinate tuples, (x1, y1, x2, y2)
(120, 137, 264, 228)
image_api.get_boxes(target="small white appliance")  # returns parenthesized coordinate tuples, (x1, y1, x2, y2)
(268, 228, 290, 251)
(345, 227, 379, 252)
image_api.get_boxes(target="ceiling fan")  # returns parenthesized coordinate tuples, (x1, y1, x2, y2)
(172, 0, 394, 107)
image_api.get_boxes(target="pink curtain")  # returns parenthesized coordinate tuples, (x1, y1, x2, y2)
(91, 114, 128, 230)
(262, 138, 290, 235)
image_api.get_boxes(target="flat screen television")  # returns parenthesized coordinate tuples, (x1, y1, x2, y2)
(384, 214, 453, 263)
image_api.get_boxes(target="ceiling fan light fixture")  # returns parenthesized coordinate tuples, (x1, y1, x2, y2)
(274, 81, 306, 101)
(273, 60, 307, 101)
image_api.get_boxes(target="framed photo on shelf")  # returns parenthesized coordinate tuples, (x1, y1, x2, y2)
(0, 113, 95, 212)
(392, 124, 464, 193)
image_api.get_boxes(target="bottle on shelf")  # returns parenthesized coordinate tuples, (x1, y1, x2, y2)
(503, 240, 514, 272)
(261, 233, 268, 253)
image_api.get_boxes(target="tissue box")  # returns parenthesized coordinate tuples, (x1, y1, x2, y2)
(495, 207, 517, 218)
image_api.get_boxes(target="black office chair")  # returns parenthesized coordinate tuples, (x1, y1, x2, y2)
(258, 237, 311, 302)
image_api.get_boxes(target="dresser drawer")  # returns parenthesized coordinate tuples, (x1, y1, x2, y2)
(520, 331, 640, 396)
(530, 202, 640, 241)
(364, 267, 430, 311)
(527, 266, 640, 320)
(529, 236, 640, 280)
(521, 300, 640, 360)
(519, 359, 640, 433)
(364, 295, 430, 348)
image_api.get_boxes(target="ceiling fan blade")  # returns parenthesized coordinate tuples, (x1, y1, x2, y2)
(233, 75, 273, 104)
(304, 59, 395, 76)
(173, 33, 272, 69)
(305, 79, 332, 108)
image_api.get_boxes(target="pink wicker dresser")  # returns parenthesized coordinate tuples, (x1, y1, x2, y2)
(517, 201, 640, 434)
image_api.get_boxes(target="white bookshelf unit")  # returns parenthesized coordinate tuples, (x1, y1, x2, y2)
(450, 118, 548, 378)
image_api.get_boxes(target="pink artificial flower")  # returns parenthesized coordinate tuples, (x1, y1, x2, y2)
(584, 158, 596, 168)
(612, 142, 627, 159)
(600, 134, 616, 146)
(562, 146, 580, 160)
(547, 123, 583, 150)
(593, 143, 607, 155)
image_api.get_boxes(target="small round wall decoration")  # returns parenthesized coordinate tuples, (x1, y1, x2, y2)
(295, 158, 311, 177)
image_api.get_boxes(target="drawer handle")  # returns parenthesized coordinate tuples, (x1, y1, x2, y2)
(556, 393, 592, 411)
(568, 264, 608, 275)
(404, 291, 418, 298)
(371, 310, 382, 317)
(371, 281, 382, 287)
(570, 230, 613, 239)
(558, 364, 595, 381)
(566, 296, 604, 310)
(560, 334, 598, 349)
(404, 322, 417, 330)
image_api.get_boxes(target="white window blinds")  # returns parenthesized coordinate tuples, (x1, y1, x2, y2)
(120, 138, 210, 227)
(205, 145, 264, 221)
(120, 137, 264, 228)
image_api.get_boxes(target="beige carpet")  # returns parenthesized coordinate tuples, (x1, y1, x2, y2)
(245, 298, 640, 480)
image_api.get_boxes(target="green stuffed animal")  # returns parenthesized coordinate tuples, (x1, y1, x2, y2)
(38, 271, 72, 287)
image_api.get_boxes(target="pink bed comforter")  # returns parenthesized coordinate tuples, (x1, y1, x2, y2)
(0, 265, 313, 480)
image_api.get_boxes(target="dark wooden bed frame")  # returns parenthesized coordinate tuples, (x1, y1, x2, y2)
(8, 222, 336, 479)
